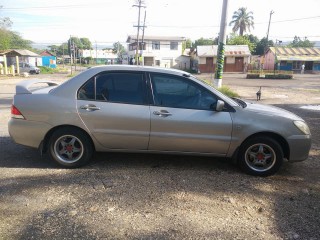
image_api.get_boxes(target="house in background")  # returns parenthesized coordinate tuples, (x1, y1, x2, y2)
(1, 49, 42, 66)
(126, 35, 189, 70)
(196, 45, 251, 73)
(40, 50, 56, 68)
(263, 47, 320, 73)
(78, 49, 118, 64)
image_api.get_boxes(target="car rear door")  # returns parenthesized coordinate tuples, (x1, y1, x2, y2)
(148, 73, 233, 155)
(77, 71, 151, 150)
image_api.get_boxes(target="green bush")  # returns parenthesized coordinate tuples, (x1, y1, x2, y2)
(38, 66, 58, 74)
(246, 73, 292, 79)
(217, 86, 240, 98)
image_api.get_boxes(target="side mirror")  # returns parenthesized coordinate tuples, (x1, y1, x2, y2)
(216, 100, 225, 112)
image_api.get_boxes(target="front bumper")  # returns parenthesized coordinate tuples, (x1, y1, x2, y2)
(287, 134, 312, 162)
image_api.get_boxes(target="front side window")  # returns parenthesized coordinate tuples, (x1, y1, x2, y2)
(150, 74, 217, 110)
(78, 72, 146, 105)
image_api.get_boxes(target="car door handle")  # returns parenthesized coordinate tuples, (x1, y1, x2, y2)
(153, 110, 172, 117)
(80, 104, 100, 111)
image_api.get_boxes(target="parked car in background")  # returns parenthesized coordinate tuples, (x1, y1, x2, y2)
(19, 62, 40, 74)
(8, 65, 311, 176)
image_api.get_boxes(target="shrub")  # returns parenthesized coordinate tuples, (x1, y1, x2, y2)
(217, 86, 240, 98)
(38, 66, 58, 74)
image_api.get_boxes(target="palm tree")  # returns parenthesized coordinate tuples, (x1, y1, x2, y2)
(229, 7, 254, 36)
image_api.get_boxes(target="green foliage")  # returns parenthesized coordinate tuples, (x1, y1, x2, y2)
(288, 36, 314, 48)
(112, 42, 126, 56)
(38, 66, 59, 74)
(0, 6, 12, 29)
(193, 38, 214, 48)
(0, 29, 32, 50)
(246, 74, 293, 79)
(217, 86, 240, 98)
(182, 38, 193, 53)
(229, 7, 254, 36)
(67, 37, 93, 55)
(255, 37, 274, 55)
(227, 33, 256, 53)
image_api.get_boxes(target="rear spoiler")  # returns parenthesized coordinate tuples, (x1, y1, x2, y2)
(16, 80, 60, 94)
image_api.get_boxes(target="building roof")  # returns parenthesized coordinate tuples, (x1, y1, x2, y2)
(269, 47, 320, 61)
(1, 49, 40, 57)
(127, 35, 185, 43)
(40, 50, 56, 57)
(197, 45, 251, 57)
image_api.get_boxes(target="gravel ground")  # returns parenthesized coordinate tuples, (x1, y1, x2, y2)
(0, 72, 319, 239)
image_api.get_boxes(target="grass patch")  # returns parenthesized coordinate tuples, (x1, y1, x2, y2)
(198, 78, 240, 98)
(38, 66, 59, 74)
(217, 86, 240, 98)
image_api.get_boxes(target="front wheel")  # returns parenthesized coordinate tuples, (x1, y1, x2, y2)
(238, 136, 284, 176)
(48, 128, 93, 168)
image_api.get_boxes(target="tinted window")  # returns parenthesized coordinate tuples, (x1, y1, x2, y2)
(151, 74, 217, 110)
(95, 72, 146, 105)
(78, 78, 95, 100)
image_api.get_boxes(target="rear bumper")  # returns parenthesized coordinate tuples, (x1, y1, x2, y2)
(287, 134, 312, 162)
(8, 118, 52, 149)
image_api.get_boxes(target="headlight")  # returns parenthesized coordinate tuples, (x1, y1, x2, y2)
(293, 120, 310, 135)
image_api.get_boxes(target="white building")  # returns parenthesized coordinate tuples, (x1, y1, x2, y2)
(78, 49, 118, 64)
(126, 35, 190, 70)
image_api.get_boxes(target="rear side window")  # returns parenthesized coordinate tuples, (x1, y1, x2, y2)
(78, 72, 147, 105)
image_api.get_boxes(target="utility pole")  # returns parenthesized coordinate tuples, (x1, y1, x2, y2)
(70, 36, 73, 75)
(140, 10, 147, 66)
(214, 0, 229, 88)
(133, 0, 146, 65)
(266, 10, 274, 45)
(95, 41, 98, 65)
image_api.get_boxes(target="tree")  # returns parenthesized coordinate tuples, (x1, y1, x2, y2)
(80, 38, 92, 50)
(229, 7, 254, 36)
(288, 36, 314, 48)
(0, 6, 12, 29)
(182, 38, 193, 53)
(227, 33, 256, 53)
(255, 37, 274, 55)
(0, 29, 32, 50)
(193, 38, 214, 48)
(112, 42, 126, 55)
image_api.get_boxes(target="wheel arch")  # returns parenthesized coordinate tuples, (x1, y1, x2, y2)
(238, 132, 290, 161)
(41, 125, 95, 154)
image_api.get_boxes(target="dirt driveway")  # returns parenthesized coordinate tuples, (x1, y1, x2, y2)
(0, 73, 319, 239)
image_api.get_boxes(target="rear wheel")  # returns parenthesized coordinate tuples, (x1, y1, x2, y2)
(48, 128, 93, 168)
(238, 136, 283, 176)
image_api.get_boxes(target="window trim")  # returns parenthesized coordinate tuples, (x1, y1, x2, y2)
(148, 72, 226, 111)
(77, 71, 149, 106)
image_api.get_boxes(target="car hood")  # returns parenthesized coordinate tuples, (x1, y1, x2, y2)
(243, 101, 302, 121)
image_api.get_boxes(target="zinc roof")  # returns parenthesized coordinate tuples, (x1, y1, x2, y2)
(197, 45, 251, 57)
(270, 47, 320, 61)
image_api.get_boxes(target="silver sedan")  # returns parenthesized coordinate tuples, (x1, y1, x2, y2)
(8, 65, 311, 176)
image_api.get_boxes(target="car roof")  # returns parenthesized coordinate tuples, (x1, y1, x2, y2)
(85, 65, 191, 77)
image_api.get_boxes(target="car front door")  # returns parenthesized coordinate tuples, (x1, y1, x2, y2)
(77, 71, 150, 150)
(148, 73, 233, 155)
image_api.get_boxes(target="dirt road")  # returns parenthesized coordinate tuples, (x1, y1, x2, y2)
(0, 73, 319, 239)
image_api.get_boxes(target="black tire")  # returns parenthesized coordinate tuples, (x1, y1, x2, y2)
(238, 136, 283, 176)
(48, 127, 93, 168)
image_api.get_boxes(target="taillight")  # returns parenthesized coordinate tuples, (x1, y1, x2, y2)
(11, 105, 25, 119)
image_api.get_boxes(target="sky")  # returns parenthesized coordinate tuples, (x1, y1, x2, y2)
(1, 0, 320, 48)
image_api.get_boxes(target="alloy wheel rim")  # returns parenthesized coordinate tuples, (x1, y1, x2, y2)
(244, 143, 276, 172)
(54, 135, 84, 163)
